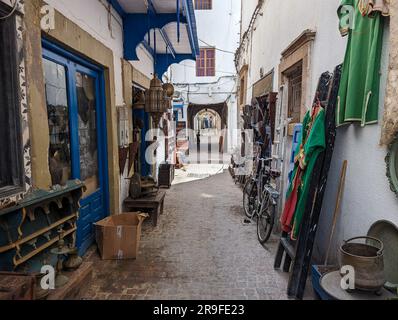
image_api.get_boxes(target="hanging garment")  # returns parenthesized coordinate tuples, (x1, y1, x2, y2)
(280, 103, 326, 240)
(337, 0, 385, 127)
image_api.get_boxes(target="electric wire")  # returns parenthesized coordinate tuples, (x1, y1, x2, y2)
(199, 39, 235, 54)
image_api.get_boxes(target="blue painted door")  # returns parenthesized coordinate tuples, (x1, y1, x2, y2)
(42, 41, 109, 255)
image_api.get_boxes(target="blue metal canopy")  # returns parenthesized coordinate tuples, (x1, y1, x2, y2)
(107, 0, 199, 76)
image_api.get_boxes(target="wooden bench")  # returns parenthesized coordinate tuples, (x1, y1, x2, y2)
(123, 191, 166, 227)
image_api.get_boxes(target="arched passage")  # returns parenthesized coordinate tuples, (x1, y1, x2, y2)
(194, 109, 222, 132)
(187, 102, 228, 131)
(186, 102, 228, 154)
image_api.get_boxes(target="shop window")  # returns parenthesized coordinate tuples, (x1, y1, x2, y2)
(240, 77, 246, 106)
(43, 58, 72, 186)
(0, 3, 24, 198)
(239, 65, 248, 109)
(195, 0, 212, 10)
(76, 72, 99, 195)
(287, 64, 303, 124)
(196, 48, 215, 77)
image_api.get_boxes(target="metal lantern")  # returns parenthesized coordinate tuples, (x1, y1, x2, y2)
(145, 74, 168, 127)
(163, 83, 175, 110)
(162, 83, 175, 98)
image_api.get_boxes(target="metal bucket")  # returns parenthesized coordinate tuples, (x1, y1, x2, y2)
(340, 236, 385, 292)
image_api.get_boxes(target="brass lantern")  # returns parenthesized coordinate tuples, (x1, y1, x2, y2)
(145, 74, 168, 127)
(163, 83, 174, 110)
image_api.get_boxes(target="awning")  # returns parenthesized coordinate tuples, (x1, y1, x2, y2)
(107, 0, 199, 76)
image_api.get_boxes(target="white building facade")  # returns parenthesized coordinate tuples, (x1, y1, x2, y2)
(236, 0, 397, 264)
(168, 0, 241, 153)
(0, 0, 199, 258)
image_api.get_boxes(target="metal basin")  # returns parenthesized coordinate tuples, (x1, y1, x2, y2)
(340, 236, 385, 292)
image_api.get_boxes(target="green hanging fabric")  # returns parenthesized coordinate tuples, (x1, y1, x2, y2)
(337, 0, 385, 127)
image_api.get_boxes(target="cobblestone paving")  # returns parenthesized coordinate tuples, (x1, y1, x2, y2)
(83, 170, 293, 300)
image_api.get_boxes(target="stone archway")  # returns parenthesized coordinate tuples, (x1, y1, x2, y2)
(187, 102, 228, 153)
(194, 109, 222, 131)
(187, 102, 228, 131)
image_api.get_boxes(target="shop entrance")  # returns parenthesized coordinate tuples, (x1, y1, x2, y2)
(42, 40, 109, 255)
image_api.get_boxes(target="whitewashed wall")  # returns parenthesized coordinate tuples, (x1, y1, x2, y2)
(45, 0, 125, 105)
(315, 25, 396, 264)
(239, 0, 398, 264)
(169, 0, 241, 152)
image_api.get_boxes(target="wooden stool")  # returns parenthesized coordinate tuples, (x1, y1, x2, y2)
(123, 191, 166, 227)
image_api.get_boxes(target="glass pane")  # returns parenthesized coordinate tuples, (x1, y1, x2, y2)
(43, 58, 72, 186)
(76, 72, 99, 195)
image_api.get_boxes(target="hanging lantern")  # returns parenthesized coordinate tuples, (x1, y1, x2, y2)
(162, 83, 175, 98)
(145, 74, 168, 127)
(163, 83, 175, 110)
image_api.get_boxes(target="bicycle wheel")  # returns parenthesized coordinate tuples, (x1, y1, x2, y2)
(257, 192, 275, 244)
(243, 178, 256, 219)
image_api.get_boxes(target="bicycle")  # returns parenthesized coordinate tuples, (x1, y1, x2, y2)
(242, 155, 280, 244)
(256, 168, 280, 244)
(242, 140, 268, 217)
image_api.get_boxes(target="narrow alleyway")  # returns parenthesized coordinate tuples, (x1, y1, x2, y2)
(83, 169, 293, 300)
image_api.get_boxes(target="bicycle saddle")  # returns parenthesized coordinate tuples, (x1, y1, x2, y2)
(270, 169, 281, 178)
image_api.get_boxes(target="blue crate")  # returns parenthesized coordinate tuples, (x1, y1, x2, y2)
(311, 265, 338, 300)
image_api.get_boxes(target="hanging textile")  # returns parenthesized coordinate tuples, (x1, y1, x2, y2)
(336, 0, 387, 127)
(119, 147, 129, 175)
(380, 1, 398, 145)
(280, 102, 326, 240)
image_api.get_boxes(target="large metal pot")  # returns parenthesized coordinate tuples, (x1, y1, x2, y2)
(340, 236, 385, 292)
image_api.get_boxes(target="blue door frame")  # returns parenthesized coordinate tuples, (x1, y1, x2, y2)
(42, 39, 110, 255)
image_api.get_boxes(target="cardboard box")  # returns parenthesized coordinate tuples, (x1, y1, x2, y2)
(94, 212, 148, 260)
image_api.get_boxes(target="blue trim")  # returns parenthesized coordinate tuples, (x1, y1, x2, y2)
(42, 38, 110, 254)
(123, 13, 187, 61)
(177, 0, 181, 42)
(118, 0, 199, 77)
(108, 0, 199, 70)
(42, 38, 103, 72)
(141, 40, 155, 57)
(147, 0, 157, 15)
(155, 53, 194, 77)
(159, 28, 176, 58)
(183, 0, 199, 57)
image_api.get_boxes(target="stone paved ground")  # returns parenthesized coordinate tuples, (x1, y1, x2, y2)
(82, 168, 296, 300)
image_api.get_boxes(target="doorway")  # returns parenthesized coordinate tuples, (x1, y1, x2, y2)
(42, 39, 109, 255)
